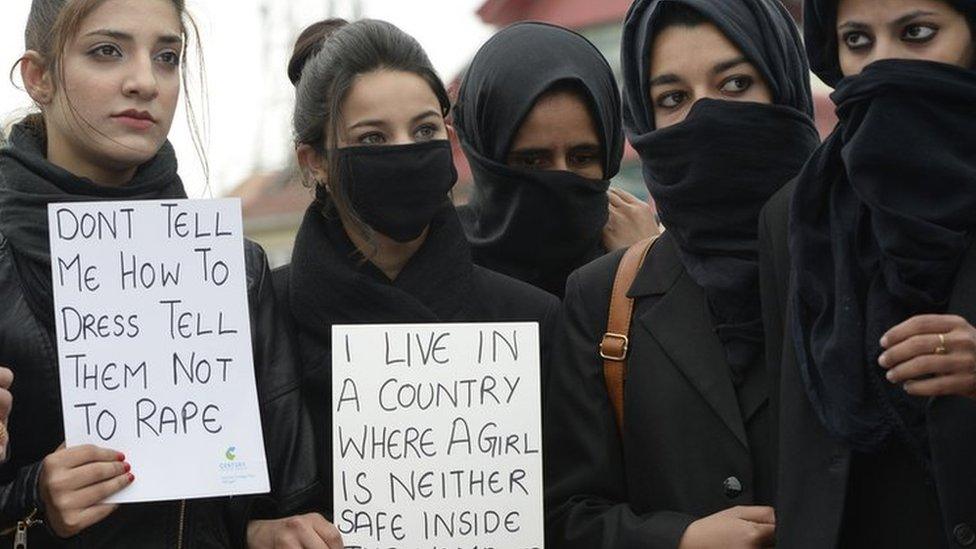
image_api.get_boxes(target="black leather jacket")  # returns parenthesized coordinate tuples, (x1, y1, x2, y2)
(0, 235, 322, 548)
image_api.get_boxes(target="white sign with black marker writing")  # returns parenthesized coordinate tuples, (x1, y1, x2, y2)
(332, 322, 544, 549)
(49, 198, 269, 503)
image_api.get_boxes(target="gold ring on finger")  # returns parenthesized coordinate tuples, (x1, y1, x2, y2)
(934, 333, 949, 355)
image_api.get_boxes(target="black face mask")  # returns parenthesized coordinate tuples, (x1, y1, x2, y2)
(334, 140, 457, 242)
(635, 99, 820, 385)
(460, 142, 610, 295)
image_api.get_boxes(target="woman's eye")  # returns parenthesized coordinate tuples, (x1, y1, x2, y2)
(569, 153, 599, 168)
(359, 133, 385, 145)
(842, 31, 872, 50)
(413, 124, 437, 141)
(903, 24, 937, 42)
(720, 76, 753, 94)
(511, 155, 547, 169)
(90, 44, 123, 59)
(657, 91, 686, 109)
(155, 50, 181, 67)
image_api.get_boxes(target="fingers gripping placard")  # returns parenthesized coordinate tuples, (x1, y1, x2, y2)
(49, 199, 269, 503)
(332, 323, 544, 549)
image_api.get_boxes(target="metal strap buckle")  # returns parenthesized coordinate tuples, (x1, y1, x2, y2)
(600, 332, 629, 361)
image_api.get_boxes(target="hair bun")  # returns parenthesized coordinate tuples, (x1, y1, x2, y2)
(288, 18, 349, 86)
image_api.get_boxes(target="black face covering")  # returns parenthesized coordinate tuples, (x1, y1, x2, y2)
(453, 22, 623, 296)
(638, 100, 819, 383)
(0, 122, 187, 329)
(334, 140, 457, 242)
(790, 59, 976, 455)
(458, 145, 610, 296)
(621, 0, 816, 381)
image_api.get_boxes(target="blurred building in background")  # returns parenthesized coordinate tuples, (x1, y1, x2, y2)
(230, 0, 836, 267)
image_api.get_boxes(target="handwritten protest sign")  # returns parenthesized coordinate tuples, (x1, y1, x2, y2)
(49, 198, 269, 503)
(332, 323, 544, 549)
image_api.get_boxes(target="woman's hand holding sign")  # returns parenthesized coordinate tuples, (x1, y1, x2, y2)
(247, 512, 344, 549)
(39, 444, 133, 537)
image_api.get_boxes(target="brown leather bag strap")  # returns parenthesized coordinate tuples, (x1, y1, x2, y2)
(602, 236, 658, 436)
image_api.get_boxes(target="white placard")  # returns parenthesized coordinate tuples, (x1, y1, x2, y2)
(332, 322, 544, 549)
(48, 198, 269, 503)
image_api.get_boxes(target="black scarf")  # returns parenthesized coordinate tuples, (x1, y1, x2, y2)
(287, 201, 475, 369)
(638, 100, 819, 383)
(0, 122, 187, 329)
(621, 0, 816, 382)
(790, 59, 976, 454)
(453, 21, 623, 297)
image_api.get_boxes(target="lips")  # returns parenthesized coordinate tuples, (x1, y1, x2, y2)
(112, 109, 157, 130)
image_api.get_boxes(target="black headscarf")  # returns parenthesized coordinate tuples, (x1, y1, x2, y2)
(0, 122, 187, 329)
(621, 0, 818, 384)
(804, 0, 976, 86)
(790, 59, 976, 455)
(453, 21, 624, 297)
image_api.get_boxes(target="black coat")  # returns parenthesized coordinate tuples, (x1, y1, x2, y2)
(545, 232, 772, 548)
(272, 260, 559, 518)
(0, 238, 321, 548)
(759, 182, 976, 549)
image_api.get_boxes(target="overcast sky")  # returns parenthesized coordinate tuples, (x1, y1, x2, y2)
(0, 0, 494, 197)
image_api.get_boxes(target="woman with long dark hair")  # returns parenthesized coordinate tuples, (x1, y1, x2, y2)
(266, 18, 559, 548)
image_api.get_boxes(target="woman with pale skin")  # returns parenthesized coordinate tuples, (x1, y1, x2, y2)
(544, 0, 819, 547)
(0, 0, 318, 545)
(259, 18, 559, 549)
(759, 0, 976, 546)
(453, 22, 658, 298)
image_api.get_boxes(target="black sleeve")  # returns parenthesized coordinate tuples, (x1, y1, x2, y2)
(758, 201, 783, 478)
(225, 246, 325, 546)
(0, 461, 42, 533)
(544, 270, 696, 549)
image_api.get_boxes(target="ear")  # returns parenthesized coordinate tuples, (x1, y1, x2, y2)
(20, 51, 54, 106)
(296, 143, 328, 188)
(446, 123, 458, 144)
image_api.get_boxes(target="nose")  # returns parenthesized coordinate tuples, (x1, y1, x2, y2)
(868, 37, 898, 64)
(122, 52, 160, 101)
(552, 154, 569, 172)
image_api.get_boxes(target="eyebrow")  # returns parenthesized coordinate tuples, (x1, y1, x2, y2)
(649, 73, 681, 87)
(711, 56, 748, 75)
(83, 29, 183, 45)
(650, 56, 749, 87)
(838, 10, 938, 31)
(509, 142, 602, 155)
(348, 110, 441, 131)
(892, 10, 938, 27)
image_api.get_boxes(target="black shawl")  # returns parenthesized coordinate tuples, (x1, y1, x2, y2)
(453, 21, 624, 297)
(287, 202, 475, 365)
(0, 122, 187, 329)
(621, 0, 817, 383)
(790, 59, 976, 454)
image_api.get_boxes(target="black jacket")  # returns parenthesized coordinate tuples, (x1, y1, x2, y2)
(545, 232, 773, 548)
(0, 237, 321, 548)
(272, 258, 559, 520)
(759, 182, 976, 549)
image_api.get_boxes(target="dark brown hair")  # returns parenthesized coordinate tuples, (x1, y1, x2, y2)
(290, 18, 450, 239)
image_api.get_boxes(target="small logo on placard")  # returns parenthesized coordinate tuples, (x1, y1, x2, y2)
(225, 446, 237, 461)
